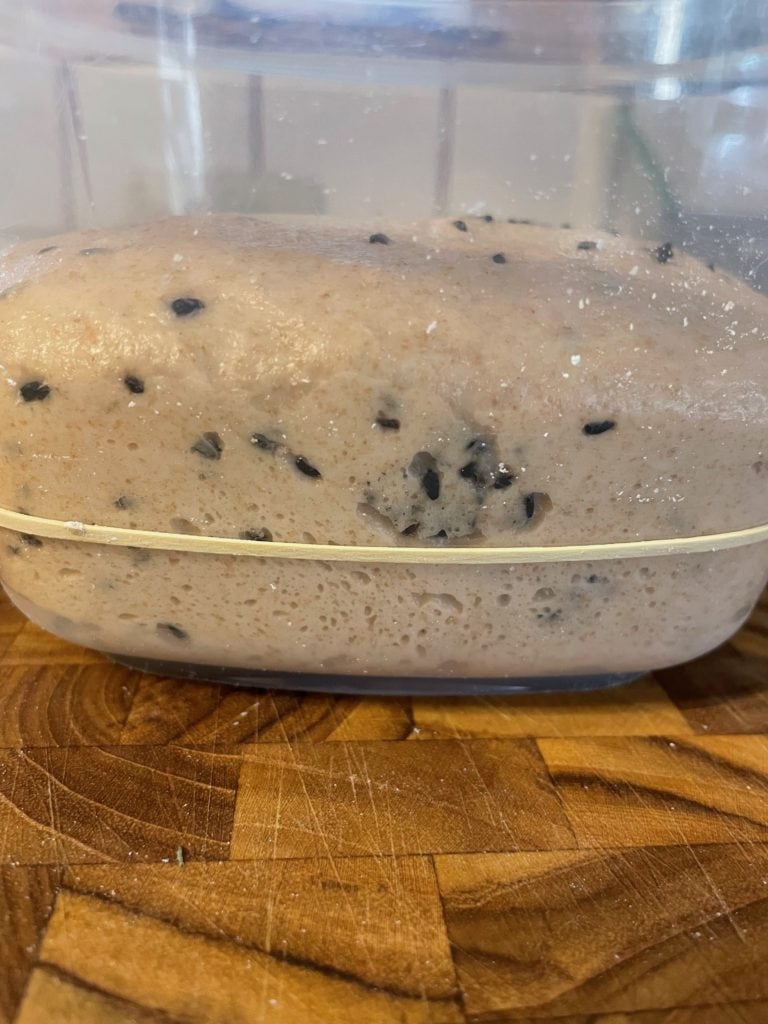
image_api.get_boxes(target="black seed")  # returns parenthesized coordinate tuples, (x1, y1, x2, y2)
(707, 261, 716, 272)
(171, 296, 205, 317)
(586, 573, 608, 584)
(453, 220, 468, 232)
(240, 528, 273, 542)
(251, 432, 278, 452)
(124, 375, 145, 394)
(493, 466, 515, 489)
(191, 432, 223, 460)
(583, 420, 616, 436)
(369, 233, 390, 245)
(114, 496, 132, 510)
(432, 529, 448, 539)
(480, 214, 494, 222)
(491, 253, 507, 264)
(37, 245, 58, 255)
(20, 533, 42, 547)
(376, 414, 400, 431)
(157, 622, 188, 640)
(524, 494, 536, 520)
(654, 242, 673, 264)
(79, 247, 111, 256)
(295, 455, 321, 479)
(20, 381, 50, 402)
(422, 467, 440, 501)
(577, 240, 598, 251)
(459, 461, 480, 483)
(401, 523, 419, 536)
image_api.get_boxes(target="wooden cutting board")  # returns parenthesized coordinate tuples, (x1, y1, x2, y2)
(0, 588, 767, 1024)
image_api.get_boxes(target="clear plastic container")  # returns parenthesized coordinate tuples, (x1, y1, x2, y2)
(0, 0, 766, 693)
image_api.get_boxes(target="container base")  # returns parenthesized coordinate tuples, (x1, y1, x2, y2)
(106, 654, 644, 695)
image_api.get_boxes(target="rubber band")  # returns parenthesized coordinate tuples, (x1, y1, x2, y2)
(1, 507, 767, 565)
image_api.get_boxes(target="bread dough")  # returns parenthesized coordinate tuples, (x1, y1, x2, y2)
(0, 215, 766, 680)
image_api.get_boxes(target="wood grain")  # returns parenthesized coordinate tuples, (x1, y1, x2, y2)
(0, 585, 766, 1024)
(121, 676, 413, 747)
(1, 622, 105, 667)
(0, 746, 240, 864)
(530, 1004, 768, 1024)
(730, 589, 768, 660)
(0, 665, 136, 747)
(537, 736, 768, 847)
(15, 965, 178, 1024)
(231, 739, 575, 860)
(436, 843, 768, 1020)
(0, 868, 59, 1024)
(33, 884, 462, 1024)
(0, 598, 25, 662)
(52, 857, 461, 1021)
(410, 677, 692, 740)
(656, 642, 768, 735)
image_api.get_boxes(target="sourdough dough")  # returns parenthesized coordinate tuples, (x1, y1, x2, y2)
(0, 215, 766, 678)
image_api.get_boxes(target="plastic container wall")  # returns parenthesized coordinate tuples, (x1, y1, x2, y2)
(0, 0, 766, 691)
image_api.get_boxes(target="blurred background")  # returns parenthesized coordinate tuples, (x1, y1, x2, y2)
(1, 0, 768, 289)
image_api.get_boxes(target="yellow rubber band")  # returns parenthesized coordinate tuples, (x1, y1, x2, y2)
(1, 508, 767, 565)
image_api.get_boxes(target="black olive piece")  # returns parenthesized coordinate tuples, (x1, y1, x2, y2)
(376, 414, 400, 430)
(422, 467, 440, 501)
(493, 467, 515, 489)
(171, 296, 205, 317)
(453, 220, 468, 232)
(157, 622, 188, 640)
(401, 523, 419, 536)
(491, 253, 507, 264)
(577, 240, 598, 251)
(583, 420, 616, 436)
(241, 528, 273, 542)
(114, 496, 132, 510)
(37, 245, 58, 255)
(20, 381, 50, 402)
(369, 233, 390, 245)
(19, 533, 42, 547)
(124, 375, 145, 394)
(251, 432, 278, 452)
(459, 461, 480, 483)
(654, 242, 673, 264)
(295, 455, 321, 479)
(191, 432, 223, 460)
(523, 492, 553, 523)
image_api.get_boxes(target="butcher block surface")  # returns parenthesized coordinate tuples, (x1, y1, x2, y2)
(0, 589, 767, 1023)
